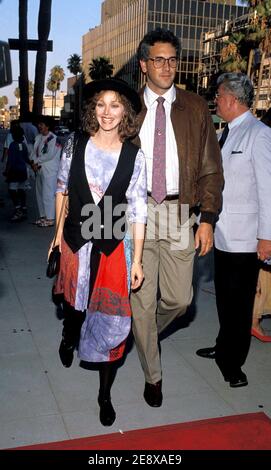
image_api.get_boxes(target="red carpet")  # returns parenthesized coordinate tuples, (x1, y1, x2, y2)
(13, 412, 271, 450)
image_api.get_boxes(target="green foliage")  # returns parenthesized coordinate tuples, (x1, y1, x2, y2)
(220, 58, 247, 73)
(46, 78, 58, 93)
(0, 96, 8, 108)
(229, 32, 245, 45)
(88, 57, 114, 80)
(220, 0, 271, 74)
(14, 81, 34, 99)
(46, 65, 65, 116)
(67, 54, 82, 76)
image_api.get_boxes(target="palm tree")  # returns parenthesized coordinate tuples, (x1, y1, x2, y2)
(0, 96, 8, 109)
(32, 0, 52, 116)
(88, 57, 114, 80)
(67, 54, 82, 78)
(47, 65, 65, 116)
(47, 78, 58, 116)
(14, 80, 34, 100)
(18, 0, 29, 118)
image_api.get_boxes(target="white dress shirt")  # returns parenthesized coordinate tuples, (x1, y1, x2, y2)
(139, 84, 179, 194)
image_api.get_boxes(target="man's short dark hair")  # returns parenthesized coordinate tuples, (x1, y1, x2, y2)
(137, 28, 181, 62)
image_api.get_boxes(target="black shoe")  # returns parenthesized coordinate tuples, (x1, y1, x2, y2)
(225, 371, 248, 388)
(143, 380, 163, 407)
(196, 346, 216, 359)
(10, 209, 24, 222)
(98, 397, 116, 426)
(59, 339, 74, 368)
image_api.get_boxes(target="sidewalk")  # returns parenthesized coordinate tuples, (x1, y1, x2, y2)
(0, 158, 271, 449)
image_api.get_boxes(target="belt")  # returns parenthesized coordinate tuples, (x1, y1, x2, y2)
(147, 192, 179, 201)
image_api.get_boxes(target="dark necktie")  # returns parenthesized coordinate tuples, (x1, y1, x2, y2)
(151, 97, 167, 204)
(219, 123, 229, 149)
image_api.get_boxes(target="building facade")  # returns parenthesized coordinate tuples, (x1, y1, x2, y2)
(42, 91, 65, 118)
(82, 0, 246, 90)
(199, 11, 271, 114)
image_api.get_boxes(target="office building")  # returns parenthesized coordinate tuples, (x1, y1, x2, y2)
(82, 0, 246, 90)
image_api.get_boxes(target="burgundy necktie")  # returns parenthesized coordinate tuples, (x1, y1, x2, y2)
(151, 97, 167, 204)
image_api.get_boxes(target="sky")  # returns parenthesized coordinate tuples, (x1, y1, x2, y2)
(0, 0, 103, 105)
(1, 0, 244, 105)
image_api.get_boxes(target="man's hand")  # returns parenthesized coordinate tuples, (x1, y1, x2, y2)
(257, 239, 271, 262)
(131, 262, 144, 291)
(195, 222, 213, 256)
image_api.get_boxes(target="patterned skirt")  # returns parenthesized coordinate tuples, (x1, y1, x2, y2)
(54, 237, 132, 362)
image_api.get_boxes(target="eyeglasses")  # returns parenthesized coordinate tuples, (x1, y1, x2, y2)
(215, 92, 237, 100)
(148, 57, 178, 69)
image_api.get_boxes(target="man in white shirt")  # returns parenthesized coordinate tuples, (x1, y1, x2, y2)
(197, 73, 271, 387)
(131, 28, 223, 407)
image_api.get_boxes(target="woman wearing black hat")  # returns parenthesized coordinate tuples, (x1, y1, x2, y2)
(49, 79, 147, 426)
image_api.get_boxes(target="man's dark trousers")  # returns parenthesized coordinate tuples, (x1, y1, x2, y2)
(214, 247, 259, 378)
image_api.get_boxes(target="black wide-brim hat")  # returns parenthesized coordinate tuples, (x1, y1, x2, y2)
(83, 78, 141, 114)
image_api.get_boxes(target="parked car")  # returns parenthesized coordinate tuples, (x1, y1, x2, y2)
(54, 125, 70, 136)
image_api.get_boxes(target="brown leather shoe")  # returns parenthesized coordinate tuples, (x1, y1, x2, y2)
(144, 380, 163, 407)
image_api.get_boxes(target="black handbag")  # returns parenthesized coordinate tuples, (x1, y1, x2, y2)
(46, 192, 68, 278)
(46, 134, 76, 279)
(46, 246, 61, 278)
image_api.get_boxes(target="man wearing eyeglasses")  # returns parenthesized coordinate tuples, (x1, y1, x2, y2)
(131, 28, 224, 407)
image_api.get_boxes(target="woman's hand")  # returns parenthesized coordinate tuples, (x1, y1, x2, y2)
(131, 261, 144, 291)
(47, 237, 62, 261)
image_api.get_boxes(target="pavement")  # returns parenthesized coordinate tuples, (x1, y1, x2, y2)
(0, 138, 271, 450)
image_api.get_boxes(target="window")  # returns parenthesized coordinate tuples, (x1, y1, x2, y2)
(156, 0, 162, 9)
(169, 0, 176, 13)
(184, 0, 190, 15)
(191, 1, 197, 16)
(163, 0, 169, 12)
(211, 4, 217, 18)
(189, 27, 195, 39)
(204, 3, 210, 16)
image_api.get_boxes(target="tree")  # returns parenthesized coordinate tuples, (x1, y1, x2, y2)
(0, 96, 8, 109)
(240, 1, 271, 112)
(88, 57, 114, 80)
(47, 77, 58, 116)
(67, 54, 82, 78)
(218, 1, 271, 112)
(47, 65, 65, 116)
(220, 32, 247, 73)
(18, 0, 30, 118)
(32, 0, 52, 116)
(14, 80, 34, 100)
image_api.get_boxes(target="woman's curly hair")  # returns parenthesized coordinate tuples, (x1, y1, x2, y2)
(82, 91, 139, 141)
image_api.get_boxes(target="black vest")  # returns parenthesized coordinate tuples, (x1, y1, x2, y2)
(63, 132, 138, 256)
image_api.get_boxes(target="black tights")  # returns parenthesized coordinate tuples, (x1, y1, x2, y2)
(98, 362, 118, 401)
(61, 300, 85, 348)
(61, 300, 118, 399)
